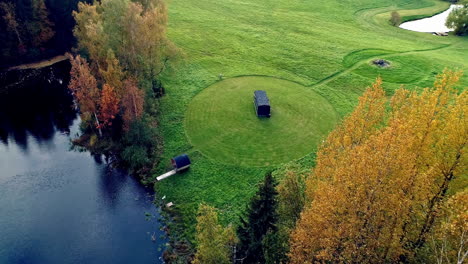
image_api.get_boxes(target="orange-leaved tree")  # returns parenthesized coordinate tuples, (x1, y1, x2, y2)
(68, 54, 102, 135)
(289, 70, 467, 263)
(99, 50, 125, 99)
(122, 78, 144, 130)
(99, 84, 120, 128)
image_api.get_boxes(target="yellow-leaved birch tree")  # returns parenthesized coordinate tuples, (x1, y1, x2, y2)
(289, 70, 467, 263)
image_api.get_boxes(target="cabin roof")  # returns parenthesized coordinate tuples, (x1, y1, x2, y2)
(254, 90, 270, 106)
(172, 154, 191, 168)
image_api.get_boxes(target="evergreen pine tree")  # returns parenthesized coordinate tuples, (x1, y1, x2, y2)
(237, 172, 278, 264)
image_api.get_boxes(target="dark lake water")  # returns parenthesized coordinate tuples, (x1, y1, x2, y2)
(0, 61, 166, 264)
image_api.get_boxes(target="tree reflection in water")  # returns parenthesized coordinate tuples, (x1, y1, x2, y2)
(0, 60, 77, 151)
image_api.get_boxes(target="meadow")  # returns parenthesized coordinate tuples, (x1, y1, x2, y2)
(155, 0, 468, 240)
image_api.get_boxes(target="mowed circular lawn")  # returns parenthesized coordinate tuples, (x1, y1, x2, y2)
(185, 76, 338, 166)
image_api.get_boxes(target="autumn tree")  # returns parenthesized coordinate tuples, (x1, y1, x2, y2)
(0, 2, 23, 49)
(134, 0, 160, 11)
(73, 1, 107, 67)
(1, 0, 55, 49)
(100, 50, 125, 98)
(428, 190, 467, 264)
(71, 0, 175, 173)
(193, 204, 238, 264)
(237, 172, 278, 264)
(30, 0, 55, 47)
(289, 70, 467, 263)
(68, 54, 102, 135)
(73, 0, 176, 84)
(120, 0, 177, 84)
(305, 77, 386, 197)
(122, 78, 145, 130)
(99, 84, 120, 128)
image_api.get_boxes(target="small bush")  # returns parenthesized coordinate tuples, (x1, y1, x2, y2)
(120, 119, 159, 173)
(390, 11, 401, 26)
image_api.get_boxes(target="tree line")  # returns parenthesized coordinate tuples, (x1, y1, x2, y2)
(194, 70, 467, 264)
(0, 0, 88, 67)
(68, 0, 177, 175)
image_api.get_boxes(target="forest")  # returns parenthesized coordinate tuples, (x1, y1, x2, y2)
(0, 0, 91, 67)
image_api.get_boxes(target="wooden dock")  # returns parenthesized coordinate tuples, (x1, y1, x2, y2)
(156, 170, 177, 181)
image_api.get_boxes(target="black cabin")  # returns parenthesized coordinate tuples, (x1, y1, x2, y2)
(171, 154, 191, 172)
(253, 90, 271, 117)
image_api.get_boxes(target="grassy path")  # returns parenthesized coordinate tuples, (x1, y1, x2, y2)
(312, 42, 454, 88)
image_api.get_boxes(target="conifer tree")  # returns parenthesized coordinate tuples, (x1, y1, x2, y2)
(237, 172, 278, 264)
(262, 170, 307, 264)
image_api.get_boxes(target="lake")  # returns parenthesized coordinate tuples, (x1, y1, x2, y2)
(0, 61, 167, 264)
(399, 5, 461, 33)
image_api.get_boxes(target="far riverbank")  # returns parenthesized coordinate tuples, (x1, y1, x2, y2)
(3, 54, 68, 72)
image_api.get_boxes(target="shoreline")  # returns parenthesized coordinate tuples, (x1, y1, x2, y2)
(4, 54, 69, 72)
(399, 4, 459, 33)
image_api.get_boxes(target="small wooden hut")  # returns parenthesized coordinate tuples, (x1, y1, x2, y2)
(253, 90, 271, 117)
(171, 154, 191, 172)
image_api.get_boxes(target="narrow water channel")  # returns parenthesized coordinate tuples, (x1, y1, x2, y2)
(0, 61, 166, 264)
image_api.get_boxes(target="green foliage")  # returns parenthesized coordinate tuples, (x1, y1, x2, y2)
(237, 172, 278, 264)
(73, 0, 176, 80)
(193, 204, 237, 264)
(122, 145, 150, 171)
(71, 0, 173, 174)
(446, 5, 468, 36)
(277, 171, 306, 230)
(262, 229, 289, 264)
(121, 119, 158, 172)
(260, 171, 308, 264)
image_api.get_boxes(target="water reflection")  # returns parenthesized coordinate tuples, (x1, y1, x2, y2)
(0, 62, 166, 264)
(0, 60, 76, 150)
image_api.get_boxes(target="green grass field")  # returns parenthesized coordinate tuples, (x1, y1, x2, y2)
(185, 76, 338, 166)
(154, 0, 468, 240)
